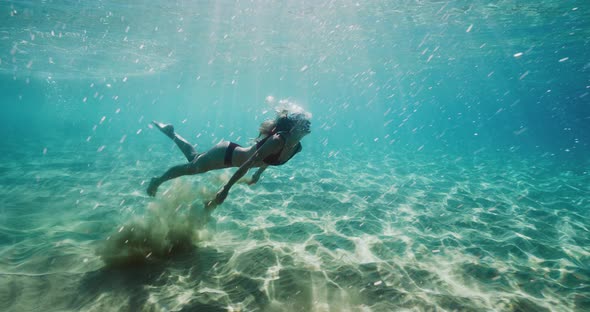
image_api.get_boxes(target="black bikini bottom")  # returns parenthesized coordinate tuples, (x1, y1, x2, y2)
(224, 142, 240, 166)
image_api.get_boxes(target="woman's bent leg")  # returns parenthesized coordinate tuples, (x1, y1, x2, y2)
(153, 121, 198, 162)
(173, 135, 199, 162)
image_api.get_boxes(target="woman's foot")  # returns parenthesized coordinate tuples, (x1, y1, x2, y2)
(147, 177, 160, 197)
(152, 121, 175, 139)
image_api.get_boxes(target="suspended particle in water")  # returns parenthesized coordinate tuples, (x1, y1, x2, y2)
(466, 24, 473, 32)
(119, 135, 127, 143)
(100, 116, 106, 124)
(97, 145, 106, 152)
(300, 65, 308, 72)
(115, 108, 120, 113)
(136, 129, 142, 134)
(43, 147, 47, 155)
(519, 71, 529, 80)
(558, 57, 569, 62)
(514, 127, 527, 135)
(10, 44, 18, 56)
(513, 52, 523, 58)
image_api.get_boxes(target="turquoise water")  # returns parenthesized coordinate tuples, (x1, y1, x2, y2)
(1, 1, 589, 311)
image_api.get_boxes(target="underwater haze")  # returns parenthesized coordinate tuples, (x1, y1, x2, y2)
(1, 0, 589, 311)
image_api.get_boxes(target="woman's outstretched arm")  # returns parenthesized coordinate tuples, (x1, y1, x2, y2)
(208, 135, 283, 208)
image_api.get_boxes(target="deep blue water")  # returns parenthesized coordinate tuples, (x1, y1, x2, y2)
(1, 1, 589, 311)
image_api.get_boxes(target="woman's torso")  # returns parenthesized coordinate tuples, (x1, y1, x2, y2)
(232, 133, 300, 167)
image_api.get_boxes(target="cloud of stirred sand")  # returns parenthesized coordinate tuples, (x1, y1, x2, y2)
(97, 181, 216, 266)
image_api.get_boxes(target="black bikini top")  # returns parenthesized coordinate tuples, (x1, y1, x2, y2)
(255, 132, 302, 166)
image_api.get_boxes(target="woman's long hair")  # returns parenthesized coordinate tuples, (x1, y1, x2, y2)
(256, 101, 311, 141)
(256, 110, 288, 140)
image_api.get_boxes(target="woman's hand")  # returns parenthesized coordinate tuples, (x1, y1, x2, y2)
(214, 187, 229, 205)
(247, 176, 259, 185)
(247, 166, 267, 185)
(205, 187, 229, 210)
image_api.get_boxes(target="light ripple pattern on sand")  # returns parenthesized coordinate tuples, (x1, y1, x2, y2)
(1, 142, 589, 311)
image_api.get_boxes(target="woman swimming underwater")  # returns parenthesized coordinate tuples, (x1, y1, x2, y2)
(147, 106, 311, 208)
